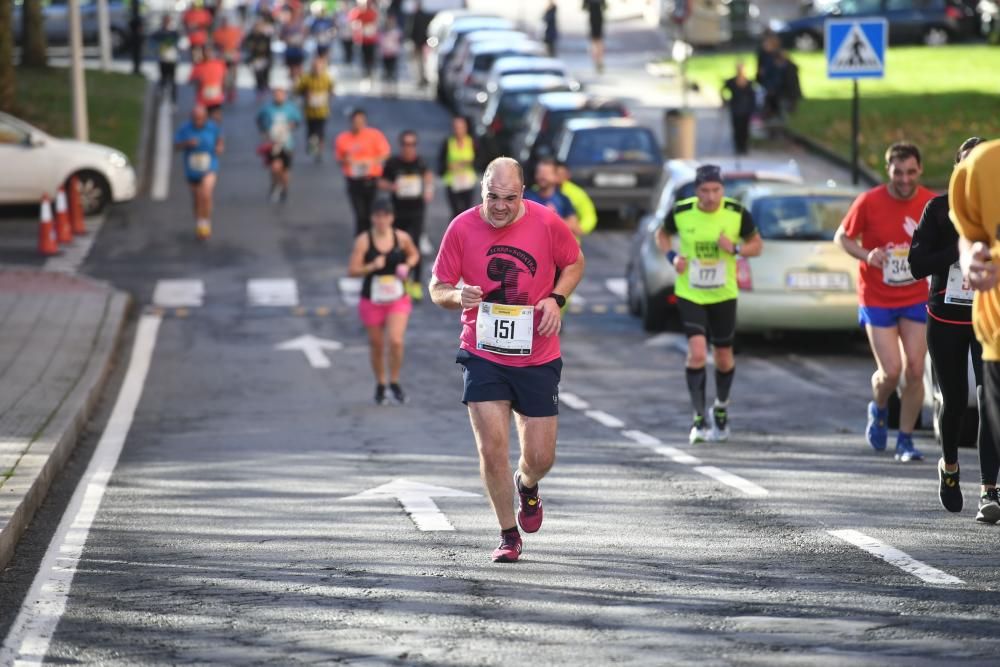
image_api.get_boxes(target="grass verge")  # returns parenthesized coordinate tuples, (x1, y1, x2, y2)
(684, 45, 1000, 188)
(10, 67, 147, 161)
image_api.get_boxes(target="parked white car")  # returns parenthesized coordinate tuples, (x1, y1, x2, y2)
(0, 111, 136, 215)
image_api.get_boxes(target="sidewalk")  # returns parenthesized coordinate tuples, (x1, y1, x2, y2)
(0, 270, 129, 572)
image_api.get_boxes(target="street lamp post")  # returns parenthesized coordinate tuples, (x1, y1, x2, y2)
(97, 0, 112, 70)
(68, 0, 90, 141)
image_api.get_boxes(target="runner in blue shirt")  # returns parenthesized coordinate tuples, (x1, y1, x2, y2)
(523, 158, 580, 234)
(256, 86, 303, 203)
(174, 105, 224, 240)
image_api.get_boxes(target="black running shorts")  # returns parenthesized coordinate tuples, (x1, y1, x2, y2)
(676, 297, 738, 348)
(456, 349, 562, 418)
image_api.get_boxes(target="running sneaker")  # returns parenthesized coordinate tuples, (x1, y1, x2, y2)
(976, 488, 1000, 524)
(514, 471, 543, 533)
(894, 433, 924, 462)
(938, 459, 962, 513)
(689, 414, 711, 445)
(712, 405, 730, 442)
(195, 220, 212, 240)
(491, 530, 522, 563)
(866, 401, 888, 451)
(389, 383, 407, 405)
(374, 384, 387, 406)
(269, 185, 282, 204)
(406, 281, 424, 302)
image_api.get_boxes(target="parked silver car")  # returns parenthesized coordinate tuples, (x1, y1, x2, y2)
(625, 158, 802, 330)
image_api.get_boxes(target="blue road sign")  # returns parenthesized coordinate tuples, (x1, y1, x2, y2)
(825, 18, 887, 79)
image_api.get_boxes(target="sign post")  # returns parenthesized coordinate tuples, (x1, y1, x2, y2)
(825, 18, 887, 184)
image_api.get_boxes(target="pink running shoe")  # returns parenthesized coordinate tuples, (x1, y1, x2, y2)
(491, 531, 522, 563)
(514, 471, 543, 533)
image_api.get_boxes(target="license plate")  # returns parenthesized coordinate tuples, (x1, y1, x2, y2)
(594, 172, 637, 188)
(786, 271, 850, 291)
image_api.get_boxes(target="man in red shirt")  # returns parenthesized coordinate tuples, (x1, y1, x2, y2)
(348, 0, 379, 86)
(429, 157, 585, 563)
(835, 142, 936, 462)
(183, 2, 213, 62)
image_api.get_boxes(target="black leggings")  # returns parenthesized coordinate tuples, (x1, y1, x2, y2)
(446, 188, 475, 218)
(927, 315, 997, 484)
(347, 178, 377, 236)
(985, 362, 1000, 486)
(395, 213, 424, 281)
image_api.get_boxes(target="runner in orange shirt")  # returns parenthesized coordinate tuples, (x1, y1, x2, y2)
(212, 15, 243, 102)
(190, 47, 228, 121)
(335, 108, 390, 235)
(183, 2, 213, 62)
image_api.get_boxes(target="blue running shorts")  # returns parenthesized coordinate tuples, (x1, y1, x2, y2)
(456, 349, 562, 418)
(858, 302, 928, 328)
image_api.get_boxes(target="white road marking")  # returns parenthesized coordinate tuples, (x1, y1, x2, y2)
(1, 314, 162, 666)
(338, 277, 362, 307)
(559, 392, 590, 411)
(275, 334, 343, 369)
(247, 278, 299, 307)
(621, 430, 662, 447)
(655, 446, 702, 465)
(43, 218, 104, 274)
(604, 277, 628, 300)
(150, 96, 172, 202)
(342, 479, 480, 532)
(584, 410, 626, 429)
(570, 293, 588, 307)
(693, 466, 769, 497)
(828, 529, 964, 586)
(152, 278, 204, 308)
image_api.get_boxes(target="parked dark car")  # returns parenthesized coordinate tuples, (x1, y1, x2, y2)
(513, 92, 629, 185)
(772, 0, 982, 49)
(552, 118, 661, 225)
(13, 0, 133, 53)
(475, 73, 572, 165)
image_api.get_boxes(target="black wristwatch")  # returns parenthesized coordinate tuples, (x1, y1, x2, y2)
(548, 293, 567, 308)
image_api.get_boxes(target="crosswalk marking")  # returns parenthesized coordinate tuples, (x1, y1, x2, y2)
(152, 279, 205, 307)
(828, 529, 963, 586)
(247, 278, 299, 307)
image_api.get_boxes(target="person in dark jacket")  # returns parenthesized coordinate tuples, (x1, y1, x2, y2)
(583, 0, 606, 73)
(721, 62, 757, 155)
(908, 136, 998, 522)
(543, 1, 558, 57)
(408, 1, 433, 87)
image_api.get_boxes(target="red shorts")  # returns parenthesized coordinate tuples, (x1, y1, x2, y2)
(359, 295, 412, 328)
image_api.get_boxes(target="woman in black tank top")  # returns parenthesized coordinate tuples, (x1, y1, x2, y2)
(348, 200, 420, 405)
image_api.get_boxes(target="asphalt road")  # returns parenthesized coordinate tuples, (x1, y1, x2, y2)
(2, 19, 1000, 667)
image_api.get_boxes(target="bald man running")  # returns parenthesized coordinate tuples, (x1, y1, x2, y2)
(430, 157, 586, 563)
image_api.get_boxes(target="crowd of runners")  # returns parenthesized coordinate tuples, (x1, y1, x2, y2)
(159, 1, 1000, 564)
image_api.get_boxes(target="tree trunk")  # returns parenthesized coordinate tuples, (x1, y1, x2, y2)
(0, 0, 15, 109)
(21, 0, 47, 68)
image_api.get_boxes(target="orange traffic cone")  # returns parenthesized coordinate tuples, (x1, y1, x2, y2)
(38, 195, 59, 256)
(68, 176, 87, 235)
(54, 187, 73, 244)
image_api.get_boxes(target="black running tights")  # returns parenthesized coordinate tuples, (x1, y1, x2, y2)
(927, 316, 998, 484)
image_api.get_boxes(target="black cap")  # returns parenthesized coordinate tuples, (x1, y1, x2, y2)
(371, 198, 394, 214)
(694, 164, 723, 187)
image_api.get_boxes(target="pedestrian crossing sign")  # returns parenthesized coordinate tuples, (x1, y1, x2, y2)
(825, 18, 887, 79)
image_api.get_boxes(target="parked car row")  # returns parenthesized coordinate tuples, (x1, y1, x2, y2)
(424, 9, 662, 223)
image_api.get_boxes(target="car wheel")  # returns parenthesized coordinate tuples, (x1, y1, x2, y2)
(923, 26, 950, 46)
(72, 170, 111, 216)
(794, 32, 820, 51)
(625, 263, 642, 316)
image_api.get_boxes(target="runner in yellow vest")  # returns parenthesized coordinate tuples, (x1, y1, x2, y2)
(438, 115, 478, 217)
(556, 161, 597, 238)
(655, 164, 763, 444)
(295, 58, 335, 163)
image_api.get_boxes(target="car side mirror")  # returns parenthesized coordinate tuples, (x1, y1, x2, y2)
(28, 132, 45, 147)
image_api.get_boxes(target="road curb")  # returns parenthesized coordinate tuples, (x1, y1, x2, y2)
(0, 288, 131, 573)
(784, 127, 881, 187)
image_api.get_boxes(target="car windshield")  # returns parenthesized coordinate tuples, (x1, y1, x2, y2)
(751, 194, 857, 240)
(499, 91, 548, 120)
(675, 177, 776, 201)
(566, 128, 658, 165)
(540, 108, 625, 145)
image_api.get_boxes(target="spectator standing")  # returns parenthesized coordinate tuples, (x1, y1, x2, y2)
(381, 14, 403, 96)
(408, 0, 433, 87)
(150, 15, 181, 105)
(721, 62, 757, 155)
(583, 0, 606, 73)
(543, 1, 558, 57)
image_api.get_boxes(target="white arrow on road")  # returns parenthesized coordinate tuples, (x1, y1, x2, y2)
(275, 334, 343, 369)
(343, 479, 481, 531)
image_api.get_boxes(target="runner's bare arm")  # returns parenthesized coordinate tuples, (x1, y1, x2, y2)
(399, 231, 420, 269)
(835, 222, 885, 267)
(429, 275, 482, 310)
(347, 234, 378, 277)
(737, 232, 763, 257)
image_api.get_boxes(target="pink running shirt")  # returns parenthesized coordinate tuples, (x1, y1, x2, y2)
(432, 200, 581, 367)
